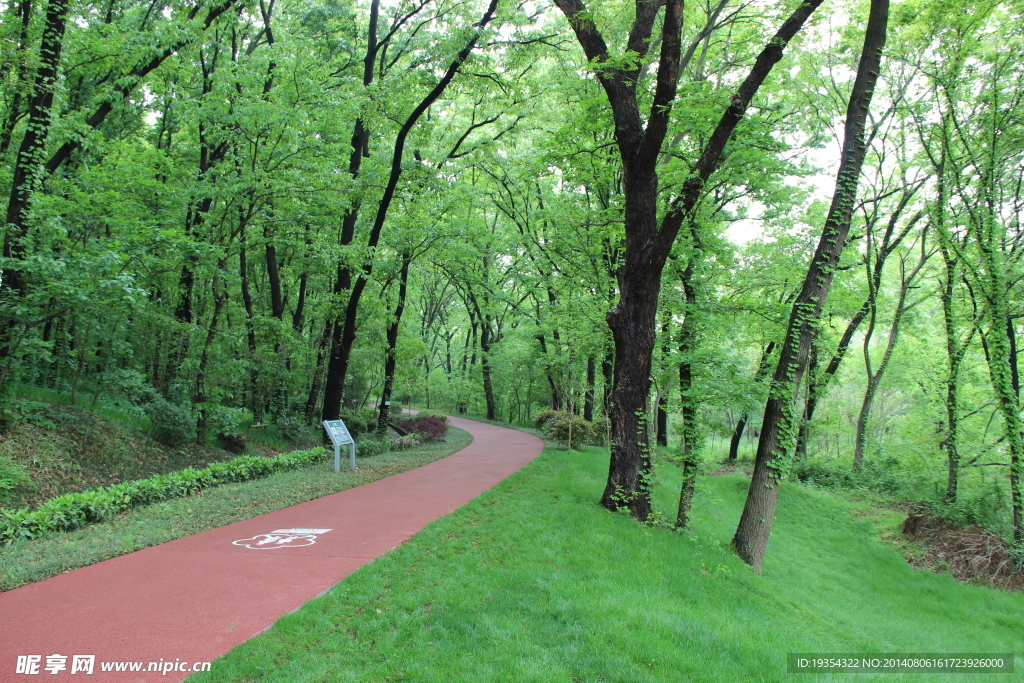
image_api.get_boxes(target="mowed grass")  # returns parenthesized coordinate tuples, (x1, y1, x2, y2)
(0, 428, 471, 591)
(189, 446, 1023, 683)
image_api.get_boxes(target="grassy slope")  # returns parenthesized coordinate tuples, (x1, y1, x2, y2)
(0, 428, 472, 591)
(189, 447, 1023, 683)
(0, 402, 241, 509)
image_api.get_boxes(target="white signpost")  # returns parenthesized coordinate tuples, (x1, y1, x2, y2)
(322, 419, 356, 472)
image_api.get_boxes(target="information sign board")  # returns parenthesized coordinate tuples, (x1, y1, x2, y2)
(321, 419, 356, 472)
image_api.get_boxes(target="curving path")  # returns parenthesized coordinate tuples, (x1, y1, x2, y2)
(0, 415, 543, 681)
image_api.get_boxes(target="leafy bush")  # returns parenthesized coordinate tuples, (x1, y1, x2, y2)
(277, 416, 314, 446)
(412, 415, 448, 442)
(354, 438, 390, 458)
(0, 456, 32, 505)
(916, 480, 1010, 533)
(535, 410, 603, 448)
(413, 411, 449, 424)
(792, 456, 906, 495)
(534, 409, 561, 429)
(393, 414, 449, 442)
(339, 409, 377, 437)
(391, 438, 421, 451)
(145, 398, 195, 447)
(0, 447, 329, 544)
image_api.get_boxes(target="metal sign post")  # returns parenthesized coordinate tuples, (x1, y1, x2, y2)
(321, 419, 356, 472)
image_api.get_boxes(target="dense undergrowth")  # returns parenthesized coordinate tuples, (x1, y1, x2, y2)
(188, 446, 1023, 682)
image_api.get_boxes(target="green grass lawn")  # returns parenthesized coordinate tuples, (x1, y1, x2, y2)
(0, 428, 471, 591)
(188, 446, 1023, 683)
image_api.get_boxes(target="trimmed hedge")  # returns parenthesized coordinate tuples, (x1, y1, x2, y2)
(0, 448, 329, 545)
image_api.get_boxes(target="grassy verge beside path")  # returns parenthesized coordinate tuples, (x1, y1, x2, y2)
(0, 427, 471, 591)
(190, 445, 1023, 683)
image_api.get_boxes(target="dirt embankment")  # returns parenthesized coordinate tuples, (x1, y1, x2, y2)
(902, 513, 1023, 591)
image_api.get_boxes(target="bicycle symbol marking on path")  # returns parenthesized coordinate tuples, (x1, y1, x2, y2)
(232, 528, 333, 549)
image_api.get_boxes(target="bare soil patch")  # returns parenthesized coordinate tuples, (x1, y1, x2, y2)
(901, 513, 1024, 591)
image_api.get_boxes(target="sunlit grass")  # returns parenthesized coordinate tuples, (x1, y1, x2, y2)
(189, 446, 1023, 683)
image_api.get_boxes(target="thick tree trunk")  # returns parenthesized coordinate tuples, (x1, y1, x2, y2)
(732, 0, 889, 571)
(3, 0, 69, 296)
(556, 0, 822, 520)
(265, 238, 285, 319)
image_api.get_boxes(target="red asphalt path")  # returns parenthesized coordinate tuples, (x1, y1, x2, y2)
(0, 416, 543, 682)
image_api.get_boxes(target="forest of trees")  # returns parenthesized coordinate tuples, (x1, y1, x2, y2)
(1, 0, 1022, 570)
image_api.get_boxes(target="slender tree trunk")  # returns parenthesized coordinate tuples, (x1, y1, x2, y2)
(854, 249, 926, 466)
(239, 213, 261, 419)
(0, 0, 35, 155)
(378, 253, 411, 432)
(941, 247, 964, 502)
(675, 250, 701, 528)
(480, 317, 498, 420)
(728, 415, 746, 461)
(602, 344, 614, 416)
(733, 0, 890, 570)
(584, 354, 596, 421)
(195, 290, 227, 445)
(321, 0, 499, 421)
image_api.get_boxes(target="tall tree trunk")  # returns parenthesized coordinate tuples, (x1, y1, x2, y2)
(321, 0, 499, 421)
(2, 0, 69, 298)
(975, 212, 1024, 542)
(378, 253, 411, 432)
(675, 243, 702, 528)
(941, 241, 966, 502)
(732, 0, 890, 571)
(0, 0, 35, 155)
(556, 0, 822, 520)
(319, 0, 379, 421)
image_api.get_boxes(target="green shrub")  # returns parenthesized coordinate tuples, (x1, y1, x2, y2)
(414, 411, 449, 424)
(918, 479, 1010, 533)
(277, 416, 315, 446)
(145, 399, 195, 447)
(793, 456, 907, 496)
(534, 409, 561, 429)
(0, 447, 329, 544)
(354, 439, 390, 458)
(209, 406, 248, 453)
(0, 456, 32, 505)
(539, 411, 602, 448)
(340, 409, 377, 437)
